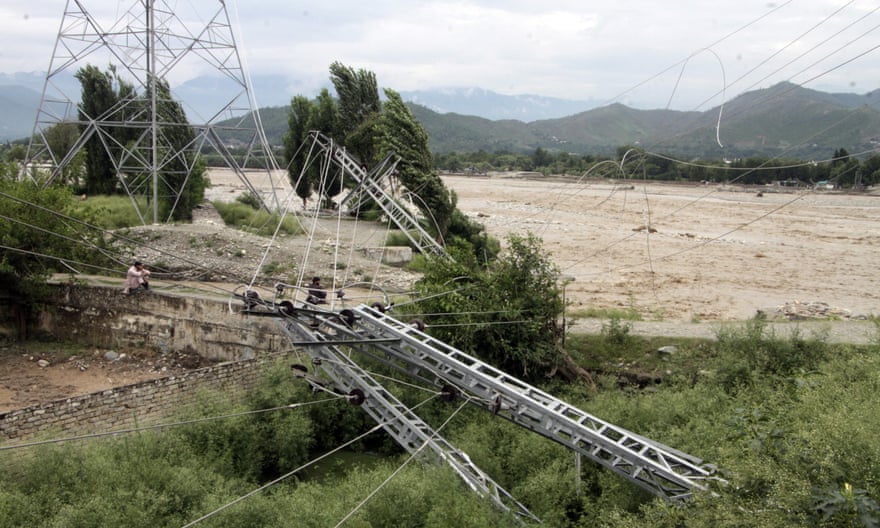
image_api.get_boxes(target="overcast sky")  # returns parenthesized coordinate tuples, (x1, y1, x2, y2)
(0, 0, 877, 110)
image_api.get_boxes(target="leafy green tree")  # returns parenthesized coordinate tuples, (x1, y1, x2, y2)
(329, 61, 381, 161)
(533, 146, 551, 168)
(311, 88, 345, 204)
(75, 65, 118, 194)
(378, 89, 454, 236)
(42, 122, 86, 190)
(409, 233, 577, 381)
(830, 147, 860, 187)
(284, 95, 316, 206)
(151, 78, 208, 221)
(0, 179, 112, 338)
(862, 154, 880, 185)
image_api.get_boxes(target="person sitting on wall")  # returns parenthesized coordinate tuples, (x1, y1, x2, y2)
(306, 276, 327, 305)
(123, 261, 151, 294)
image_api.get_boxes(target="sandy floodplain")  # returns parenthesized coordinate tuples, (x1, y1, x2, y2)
(442, 174, 880, 322)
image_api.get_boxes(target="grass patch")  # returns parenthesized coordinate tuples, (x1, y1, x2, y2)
(212, 200, 304, 237)
(385, 230, 413, 248)
(69, 195, 148, 229)
(569, 306, 643, 321)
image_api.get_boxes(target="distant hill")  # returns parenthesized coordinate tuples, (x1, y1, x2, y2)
(0, 85, 41, 141)
(399, 87, 600, 121)
(2, 73, 878, 160)
(407, 82, 880, 159)
(184, 81, 880, 160)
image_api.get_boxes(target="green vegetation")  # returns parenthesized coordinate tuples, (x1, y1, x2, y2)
(570, 306, 644, 321)
(404, 233, 565, 382)
(68, 194, 148, 229)
(283, 62, 499, 263)
(3, 321, 880, 527)
(24, 64, 209, 223)
(0, 167, 114, 338)
(212, 198, 304, 237)
(435, 145, 880, 188)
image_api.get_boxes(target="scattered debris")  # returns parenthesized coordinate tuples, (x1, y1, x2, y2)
(776, 300, 853, 320)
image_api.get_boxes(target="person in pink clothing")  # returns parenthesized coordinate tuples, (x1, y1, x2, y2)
(124, 261, 151, 294)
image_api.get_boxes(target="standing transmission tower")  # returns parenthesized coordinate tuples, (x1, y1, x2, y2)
(24, 0, 281, 223)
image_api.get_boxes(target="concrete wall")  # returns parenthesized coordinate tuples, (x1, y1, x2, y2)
(36, 284, 285, 362)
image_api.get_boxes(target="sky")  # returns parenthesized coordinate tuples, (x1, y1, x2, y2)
(0, 0, 877, 111)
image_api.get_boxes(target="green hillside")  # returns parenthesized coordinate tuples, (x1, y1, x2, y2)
(219, 82, 880, 160)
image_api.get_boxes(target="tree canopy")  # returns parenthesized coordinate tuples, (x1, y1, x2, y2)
(283, 62, 498, 262)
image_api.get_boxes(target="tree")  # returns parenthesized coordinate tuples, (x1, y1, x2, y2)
(151, 78, 208, 221)
(284, 95, 316, 206)
(75, 65, 117, 194)
(378, 89, 455, 236)
(0, 179, 111, 338)
(329, 61, 380, 161)
(408, 233, 586, 382)
(42, 122, 86, 190)
(310, 88, 344, 204)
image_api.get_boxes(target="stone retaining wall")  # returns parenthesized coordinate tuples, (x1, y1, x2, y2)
(0, 353, 290, 441)
(1, 284, 293, 442)
(36, 284, 285, 362)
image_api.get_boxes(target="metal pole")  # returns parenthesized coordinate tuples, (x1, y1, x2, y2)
(147, 0, 158, 224)
(561, 276, 575, 349)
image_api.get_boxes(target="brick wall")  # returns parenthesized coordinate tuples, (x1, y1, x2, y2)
(0, 352, 291, 441)
(1, 284, 294, 442)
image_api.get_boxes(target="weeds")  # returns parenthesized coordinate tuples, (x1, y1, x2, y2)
(212, 200, 303, 237)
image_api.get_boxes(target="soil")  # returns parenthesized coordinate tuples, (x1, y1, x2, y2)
(2, 169, 878, 414)
(0, 345, 204, 414)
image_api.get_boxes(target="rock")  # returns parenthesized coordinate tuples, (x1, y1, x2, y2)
(37, 359, 50, 368)
(103, 350, 120, 361)
(656, 346, 677, 355)
(360, 246, 413, 267)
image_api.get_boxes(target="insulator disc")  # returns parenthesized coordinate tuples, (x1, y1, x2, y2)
(339, 309, 357, 327)
(279, 300, 295, 316)
(440, 384, 458, 402)
(348, 388, 366, 406)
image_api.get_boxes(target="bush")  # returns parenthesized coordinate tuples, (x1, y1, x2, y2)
(213, 200, 304, 237)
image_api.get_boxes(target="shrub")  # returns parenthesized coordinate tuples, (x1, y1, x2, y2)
(213, 200, 304, 237)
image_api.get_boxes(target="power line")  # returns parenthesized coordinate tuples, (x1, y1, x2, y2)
(181, 391, 447, 527)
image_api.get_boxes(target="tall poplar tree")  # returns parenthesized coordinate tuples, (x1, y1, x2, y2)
(75, 65, 117, 194)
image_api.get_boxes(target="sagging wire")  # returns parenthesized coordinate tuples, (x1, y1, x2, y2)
(333, 396, 471, 528)
(690, 0, 862, 111)
(604, 0, 793, 107)
(182, 391, 446, 528)
(665, 47, 727, 147)
(181, 421, 388, 528)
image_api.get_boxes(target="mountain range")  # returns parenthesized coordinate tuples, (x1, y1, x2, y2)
(2, 71, 878, 160)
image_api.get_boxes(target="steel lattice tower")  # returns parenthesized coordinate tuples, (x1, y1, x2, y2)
(24, 0, 282, 223)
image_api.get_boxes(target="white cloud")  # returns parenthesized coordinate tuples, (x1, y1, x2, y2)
(0, 0, 877, 109)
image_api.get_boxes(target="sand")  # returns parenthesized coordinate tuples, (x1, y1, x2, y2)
(442, 174, 880, 322)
